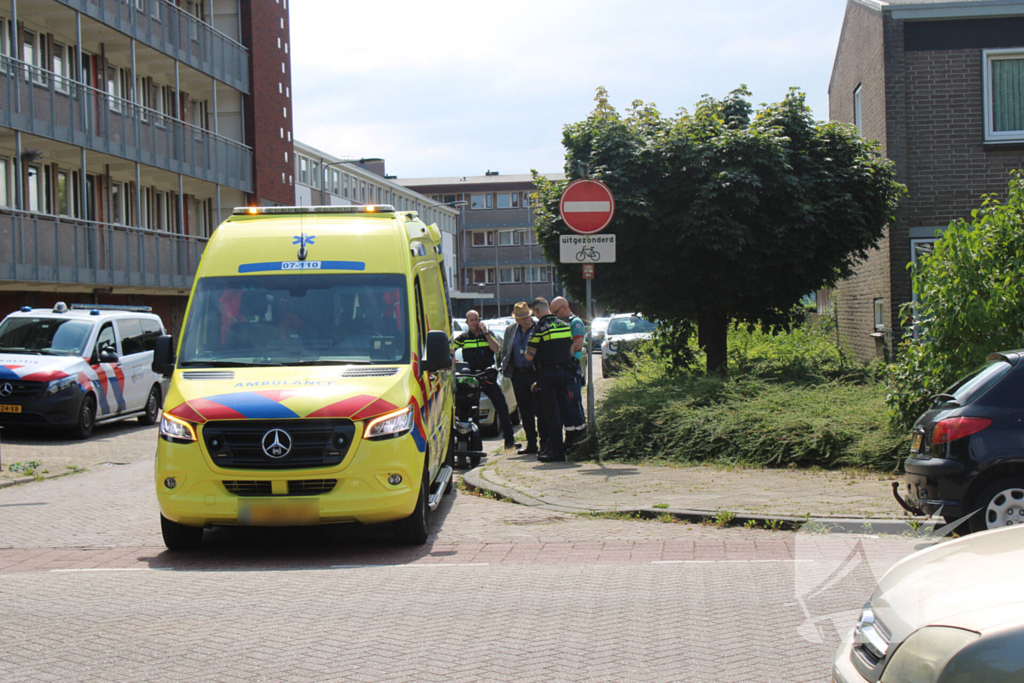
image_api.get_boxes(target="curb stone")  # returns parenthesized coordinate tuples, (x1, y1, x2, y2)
(0, 469, 86, 489)
(463, 457, 917, 532)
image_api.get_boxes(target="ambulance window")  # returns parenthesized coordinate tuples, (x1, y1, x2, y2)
(413, 276, 426, 358)
(117, 318, 144, 356)
(95, 323, 117, 358)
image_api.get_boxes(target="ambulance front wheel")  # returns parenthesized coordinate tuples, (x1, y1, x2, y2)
(72, 394, 96, 440)
(393, 472, 429, 546)
(161, 515, 204, 550)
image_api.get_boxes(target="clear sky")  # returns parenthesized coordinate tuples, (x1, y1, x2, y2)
(290, 0, 850, 180)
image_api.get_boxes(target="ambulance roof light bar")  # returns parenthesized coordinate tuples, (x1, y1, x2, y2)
(233, 205, 396, 216)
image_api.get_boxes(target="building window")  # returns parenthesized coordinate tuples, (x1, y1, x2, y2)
(472, 268, 495, 285)
(298, 156, 309, 185)
(343, 173, 350, 198)
(524, 229, 540, 246)
(511, 192, 519, 208)
(853, 85, 863, 135)
(111, 181, 123, 224)
(472, 230, 495, 247)
(499, 267, 521, 283)
(57, 171, 69, 216)
(0, 158, 7, 208)
(26, 166, 40, 211)
(984, 50, 1024, 142)
(496, 193, 512, 209)
(526, 266, 548, 283)
(470, 193, 491, 210)
(310, 161, 319, 189)
(332, 169, 340, 194)
(873, 298, 884, 331)
(498, 229, 523, 246)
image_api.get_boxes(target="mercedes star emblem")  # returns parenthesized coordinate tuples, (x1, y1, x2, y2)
(0, 382, 12, 397)
(261, 429, 292, 458)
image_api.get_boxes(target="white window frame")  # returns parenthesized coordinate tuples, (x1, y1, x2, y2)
(472, 230, 495, 247)
(472, 268, 495, 285)
(0, 157, 7, 208)
(135, 75, 150, 121)
(853, 84, 863, 135)
(470, 193, 490, 210)
(499, 267, 521, 284)
(983, 49, 1024, 143)
(496, 193, 512, 209)
(526, 266, 548, 283)
(498, 229, 523, 246)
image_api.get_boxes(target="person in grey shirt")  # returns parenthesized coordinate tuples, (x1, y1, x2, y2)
(500, 302, 545, 455)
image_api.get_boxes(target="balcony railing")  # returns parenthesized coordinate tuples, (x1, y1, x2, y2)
(0, 208, 206, 290)
(0, 58, 253, 193)
(55, 0, 249, 93)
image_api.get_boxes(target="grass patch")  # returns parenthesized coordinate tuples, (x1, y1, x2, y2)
(591, 319, 909, 471)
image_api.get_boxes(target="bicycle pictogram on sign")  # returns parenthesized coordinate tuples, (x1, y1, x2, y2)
(576, 246, 601, 262)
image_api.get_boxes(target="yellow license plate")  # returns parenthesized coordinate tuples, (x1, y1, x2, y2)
(238, 499, 319, 526)
(0, 404, 22, 413)
(911, 433, 923, 452)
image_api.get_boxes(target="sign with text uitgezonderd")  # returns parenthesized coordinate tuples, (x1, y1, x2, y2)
(560, 234, 615, 264)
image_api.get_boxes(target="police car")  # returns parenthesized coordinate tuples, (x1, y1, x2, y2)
(0, 302, 169, 438)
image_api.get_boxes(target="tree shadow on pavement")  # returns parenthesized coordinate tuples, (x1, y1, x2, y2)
(0, 421, 156, 447)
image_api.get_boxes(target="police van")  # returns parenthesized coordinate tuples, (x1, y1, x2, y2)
(0, 303, 168, 438)
(151, 205, 455, 549)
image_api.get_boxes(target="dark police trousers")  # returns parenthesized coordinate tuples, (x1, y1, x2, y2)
(535, 368, 573, 455)
(479, 379, 514, 441)
(511, 369, 545, 447)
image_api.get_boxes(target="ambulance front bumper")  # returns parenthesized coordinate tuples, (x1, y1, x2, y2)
(155, 429, 425, 528)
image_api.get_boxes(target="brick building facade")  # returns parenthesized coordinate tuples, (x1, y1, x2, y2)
(828, 0, 1024, 362)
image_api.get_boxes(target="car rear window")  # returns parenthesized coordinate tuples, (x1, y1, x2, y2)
(942, 359, 1013, 407)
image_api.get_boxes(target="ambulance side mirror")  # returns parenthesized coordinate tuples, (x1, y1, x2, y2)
(152, 335, 175, 377)
(421, 330, 452, 372)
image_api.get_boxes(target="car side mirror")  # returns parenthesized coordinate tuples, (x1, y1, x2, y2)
(421, 330, 453, 372)
(152, 335, 175, 376)
(99, 349, 119, 364)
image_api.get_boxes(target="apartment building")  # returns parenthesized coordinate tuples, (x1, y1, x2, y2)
(398, 172, 566, 318)
(292, 140, 460, 296)
(828, 0, 1024, 362)
(0, 0, 292, 333)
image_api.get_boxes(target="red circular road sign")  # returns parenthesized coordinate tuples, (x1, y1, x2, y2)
(559, 179, 615, 235)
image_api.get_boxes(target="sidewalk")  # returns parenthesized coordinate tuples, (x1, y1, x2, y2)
(463, 449, 906, 523)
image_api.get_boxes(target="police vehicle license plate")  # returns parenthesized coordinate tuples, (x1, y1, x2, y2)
(238, 499, 318, 526)
(911, 433, 922, 452)
(0, 404, 21, 413)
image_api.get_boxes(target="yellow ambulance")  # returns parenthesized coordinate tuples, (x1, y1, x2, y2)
(151, 205, 455, 549)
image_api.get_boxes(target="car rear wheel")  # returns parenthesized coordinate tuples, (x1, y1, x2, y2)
(969, 477, 1024, 533)
(139, 384, 161, 425)
(72, 394, 96, 440)
(160, 515, 204, 550)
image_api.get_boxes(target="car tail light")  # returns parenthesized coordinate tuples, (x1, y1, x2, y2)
(931, 417, 992, 445)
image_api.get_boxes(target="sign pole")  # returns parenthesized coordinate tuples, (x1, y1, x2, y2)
(586, 277, 594, 431)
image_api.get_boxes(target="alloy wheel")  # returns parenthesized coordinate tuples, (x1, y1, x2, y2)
(986, 487, 1024, 528)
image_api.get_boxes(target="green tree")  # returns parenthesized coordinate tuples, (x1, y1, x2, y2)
(533, 87, 904, 372)
(886, 172, 1024, 428)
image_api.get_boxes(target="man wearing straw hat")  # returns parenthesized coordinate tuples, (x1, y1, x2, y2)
(500, 302, 545, 455)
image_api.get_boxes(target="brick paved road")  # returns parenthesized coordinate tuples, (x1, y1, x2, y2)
(0, 425, 922, 682)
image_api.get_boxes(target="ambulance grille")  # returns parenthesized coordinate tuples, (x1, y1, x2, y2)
(340, 367, 399, 378)
(223, 479, 338, 496)
(203, 419, 356, 470)
(182, 371, 235, 381)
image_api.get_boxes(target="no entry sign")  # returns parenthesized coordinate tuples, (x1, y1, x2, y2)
(559, 179, 615, 235)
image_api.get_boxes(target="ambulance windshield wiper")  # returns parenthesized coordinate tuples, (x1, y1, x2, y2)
(180, 360, 284, 367)
(281, 359, 373, 366)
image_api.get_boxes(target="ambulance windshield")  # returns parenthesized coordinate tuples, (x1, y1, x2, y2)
(178, 273, 409, 367)
(0, 317, 94, 356)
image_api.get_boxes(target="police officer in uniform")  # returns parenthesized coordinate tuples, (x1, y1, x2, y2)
(551, 296, 587, 445)
(524, 298, 575, 462)
(453, 310, 517, 449)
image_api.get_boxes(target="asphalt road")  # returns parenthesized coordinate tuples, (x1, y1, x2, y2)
(0, 416, 917, 682)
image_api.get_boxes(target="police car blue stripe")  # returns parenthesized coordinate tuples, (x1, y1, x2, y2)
(238, 261, 366, 273)
(0, 366, 20, 380)
(109, 377, 127, 413)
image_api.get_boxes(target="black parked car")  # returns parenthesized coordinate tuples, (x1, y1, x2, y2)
(895, 350, 1024, 534)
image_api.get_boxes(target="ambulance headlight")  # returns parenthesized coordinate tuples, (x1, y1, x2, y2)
(160, 413, 197, 443)
(365, 406, 415, 440)
(45, 376, 78, 396)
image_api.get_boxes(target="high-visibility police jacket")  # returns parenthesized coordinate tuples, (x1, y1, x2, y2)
(527, 315, 575, 370)
(452, 330, 496, 372)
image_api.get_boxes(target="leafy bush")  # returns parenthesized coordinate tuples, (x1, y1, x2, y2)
(587, 316, 907, 471)
(885, 171, 1024, 429)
